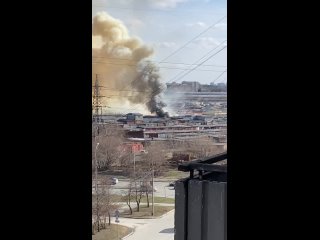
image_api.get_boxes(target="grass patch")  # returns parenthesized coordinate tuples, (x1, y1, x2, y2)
(125, 195, 174, 204)
(107, 195, 174, 204)
(121, 205, 174, 218)
(141, 196, 174, 204)
(92, 224, 131, 240)
(110, 194, 123, 202)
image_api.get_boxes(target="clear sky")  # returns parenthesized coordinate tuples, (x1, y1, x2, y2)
(92, 0, 227, 85)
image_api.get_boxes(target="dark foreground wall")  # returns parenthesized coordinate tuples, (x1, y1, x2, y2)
(175, 175, 227, 240)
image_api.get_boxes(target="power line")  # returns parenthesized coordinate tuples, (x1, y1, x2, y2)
(92, 13, 227, 114)
(161, 61, 226, 67)
(92, 61, 226, 72)
(92, 5, 226, 15)
(168, 46, 227, 83)
(166, 40, 227, 83)
(92, 16, 227, 77)
(158, 15, 226, 63)
(93, 87, 152, 94)
(94, 19, 226, 109)
(212, 69, 227, 84)
(92, 15, 226, 76)
(110, 18, 227, 99)
(92, 51, 227, 99)
(92, 87, 226, 98)
(92, 56, 226, 67)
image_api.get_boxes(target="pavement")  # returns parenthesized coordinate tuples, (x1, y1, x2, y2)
(112, 208, 175, 240)
(94, 177, 176, 239)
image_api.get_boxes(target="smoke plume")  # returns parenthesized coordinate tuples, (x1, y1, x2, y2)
(92, 11, 167, 116)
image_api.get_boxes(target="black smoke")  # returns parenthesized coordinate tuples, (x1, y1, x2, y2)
(130, 61, 168, 117)
(147, 99, 168, 117)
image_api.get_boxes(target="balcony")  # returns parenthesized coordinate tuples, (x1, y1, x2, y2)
(174, 151, 227, 240)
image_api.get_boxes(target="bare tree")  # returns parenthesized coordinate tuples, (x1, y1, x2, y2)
(141, 177, 151, 207)
(184, 137, 223, 159)
(135, 185, 143, 212)
(118, 150, 133, 173)
(144, 142, 167, 177)
(124, 181, 134, 215)
(93, 124, 128, 171)
(92, 176, 117, 234)
(102, 184, 118, 226)
(134, 170, 145, 212)
(92, 185, 103, 233)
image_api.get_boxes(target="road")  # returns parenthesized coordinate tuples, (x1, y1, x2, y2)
(110, 179, 176, 199)
(112, 209, 175, 240)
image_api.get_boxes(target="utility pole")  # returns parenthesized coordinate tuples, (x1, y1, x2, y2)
(92, 73, 106, 232)
(151, 159, 154, 216)
(95, 141, 100, 231)
(133, 151, 136, 178)
(132, 149, 138, 203)
(115, 210, 120, 240)
(92, 74, 106, 123)
(95, 142, 100, 193)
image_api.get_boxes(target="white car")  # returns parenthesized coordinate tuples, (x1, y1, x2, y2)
(111, 177, 118, 185)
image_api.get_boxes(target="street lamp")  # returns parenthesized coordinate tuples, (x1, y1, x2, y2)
(94, 141, 100, 231)
(133, 150, 136, 179)
(132, 150, 137, 200)
(115, 209, 120, 240)
(95, 142, 100, 193)
(151, 158, 155, 216)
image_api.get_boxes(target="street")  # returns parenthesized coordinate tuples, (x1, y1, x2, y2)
(110, 179, 175, 199)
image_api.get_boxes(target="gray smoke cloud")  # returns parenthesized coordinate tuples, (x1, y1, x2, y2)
(92, 11, 167, 116)
(132, 61, 167, 117)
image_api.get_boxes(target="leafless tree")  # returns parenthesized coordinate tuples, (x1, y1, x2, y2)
(144, 141, 168, 177)
(92, 177, 118, 234)
(184, 137, 222, 159)
(124, 181, 134, 215)
(135, 185, 144, 212)
(118, 151, 133, 173)
(92, 186, 103, 233)
(134, 169, 145, 212)
(92, 124, 128, 171)
(141, 177, 151, 207)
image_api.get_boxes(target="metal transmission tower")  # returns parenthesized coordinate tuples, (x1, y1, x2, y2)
(92, 74, 106, 123)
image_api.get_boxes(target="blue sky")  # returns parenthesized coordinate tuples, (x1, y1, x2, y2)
(92, 0, 227, 84)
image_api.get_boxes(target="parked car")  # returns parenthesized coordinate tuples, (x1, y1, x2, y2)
(111, 177, 118, 185)
(169, 182, 175, 187)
